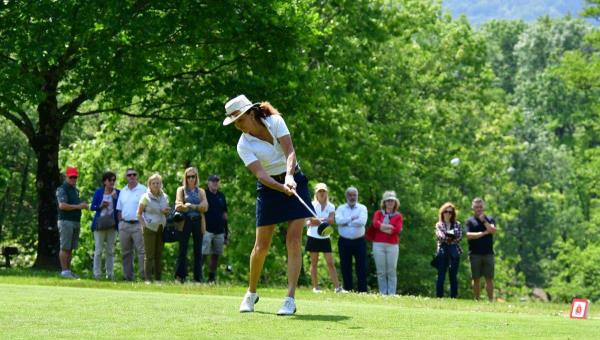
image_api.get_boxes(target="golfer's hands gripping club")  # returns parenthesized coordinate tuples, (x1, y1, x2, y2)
(285, 174, 297, 189)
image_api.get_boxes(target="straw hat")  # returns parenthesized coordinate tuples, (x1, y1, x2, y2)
(223, 94, 259, 126)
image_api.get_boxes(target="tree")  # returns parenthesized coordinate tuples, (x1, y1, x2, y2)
(0, 0, 317, 268)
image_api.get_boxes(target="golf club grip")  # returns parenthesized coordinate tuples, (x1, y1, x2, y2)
(293, 191, 318, 218)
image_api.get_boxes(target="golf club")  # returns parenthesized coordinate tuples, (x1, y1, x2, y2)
(292, 191, 334, 237)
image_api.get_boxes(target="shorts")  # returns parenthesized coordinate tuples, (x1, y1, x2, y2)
(305, 236, 332, 253)
(256, 171, 312, 226)
(202, 232, 225, 255)
(58, 220, 80, 251)
(469, 254, 495, 279)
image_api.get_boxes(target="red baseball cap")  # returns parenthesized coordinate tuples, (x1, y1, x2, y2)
(66, 167, 78, 177)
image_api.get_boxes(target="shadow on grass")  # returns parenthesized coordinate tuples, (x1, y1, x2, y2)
(291, 314, 351, 322)
(254, 311, 351, 322)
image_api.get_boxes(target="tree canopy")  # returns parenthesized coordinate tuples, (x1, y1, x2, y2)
(1, 0, 600, 301)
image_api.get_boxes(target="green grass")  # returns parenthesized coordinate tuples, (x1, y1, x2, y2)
(1, 271, 599, 340)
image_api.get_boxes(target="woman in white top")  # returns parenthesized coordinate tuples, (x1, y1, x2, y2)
(306, 182, 343, 293)
(137, 173, 170, 282)
(223, 94, 313, 316)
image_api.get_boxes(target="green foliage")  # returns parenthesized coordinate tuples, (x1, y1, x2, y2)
(2, 0, 600, 301)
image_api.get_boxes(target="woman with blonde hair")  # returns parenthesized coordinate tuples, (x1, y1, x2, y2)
(305, 183, 343, 293)
(434, 202, 463, 298)
(174, 167, 208, 282)
(137, 173, 170, 282)
(370, 191, 403, 295)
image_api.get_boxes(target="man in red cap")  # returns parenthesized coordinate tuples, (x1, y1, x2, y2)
(56, 166, 88, 278)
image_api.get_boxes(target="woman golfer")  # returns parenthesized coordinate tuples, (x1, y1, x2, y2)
(223, 94, 312, 315)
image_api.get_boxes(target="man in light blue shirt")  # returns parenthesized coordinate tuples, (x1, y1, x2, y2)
(335, 186, 368, 292)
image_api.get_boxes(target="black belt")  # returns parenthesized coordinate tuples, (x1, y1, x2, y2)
(271, 166, 300, 183)
(123, 220, 138, 224)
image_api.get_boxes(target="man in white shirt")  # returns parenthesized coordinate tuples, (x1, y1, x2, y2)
(115, 168, 147, 281)
(335, 186, 368, 292)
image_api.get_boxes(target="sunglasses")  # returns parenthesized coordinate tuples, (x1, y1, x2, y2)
(443, 210, 454, 214)
(107, 178, 116, 182)
(126, 173, 137, 177)
(68, 176, 78, 179)
(186, 175, 197, 179)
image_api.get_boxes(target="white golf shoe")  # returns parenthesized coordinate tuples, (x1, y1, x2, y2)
(239, 292, 259, 313)
(277, 297, 297, 316)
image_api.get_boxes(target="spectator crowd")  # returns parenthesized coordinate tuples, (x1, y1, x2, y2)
(56, 166, 497, 301)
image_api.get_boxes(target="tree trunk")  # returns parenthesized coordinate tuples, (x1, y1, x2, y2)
(31, 132, 61, 269)
(32, 84, 63, 269)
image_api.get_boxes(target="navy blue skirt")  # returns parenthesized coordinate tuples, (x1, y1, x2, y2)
(256, 171, 313, 226)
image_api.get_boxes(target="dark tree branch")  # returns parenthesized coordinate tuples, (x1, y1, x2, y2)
(0, 107, 35, 142)
(75, 104, 211, 122)
(58, 92, 88, 118)
(0, 96, 36, 138)
(0, 53, 18, 64)
(142, 56, 243, 83)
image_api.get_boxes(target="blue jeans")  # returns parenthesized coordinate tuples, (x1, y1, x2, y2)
(175, 217, 203, 282)
(338, 236, 368, 292)
(436, 244, 460, 298)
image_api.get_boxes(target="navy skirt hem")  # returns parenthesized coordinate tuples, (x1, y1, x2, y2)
(256, 171, 313, 226)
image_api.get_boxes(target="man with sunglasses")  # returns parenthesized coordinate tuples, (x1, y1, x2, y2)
(465, 197, 498, 301)
(116, 168, 147, 281)
(56, 166, 88, 278)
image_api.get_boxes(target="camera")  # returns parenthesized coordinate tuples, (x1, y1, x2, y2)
(445, 229, 455, 237)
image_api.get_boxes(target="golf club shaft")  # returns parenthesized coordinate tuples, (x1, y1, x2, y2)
(293, 191, 318, 218)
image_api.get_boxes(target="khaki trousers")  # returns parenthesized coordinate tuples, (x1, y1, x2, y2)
(119, 221, 145, 280)
(142, 225, 164, 281)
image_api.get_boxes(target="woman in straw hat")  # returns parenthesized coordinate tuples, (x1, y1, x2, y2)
(223, 94, 313, 315)
(370, 190, 403, 295)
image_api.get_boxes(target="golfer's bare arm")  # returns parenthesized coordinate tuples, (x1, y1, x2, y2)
(247, 161, 288, 193)
(278, 134, 297, 177)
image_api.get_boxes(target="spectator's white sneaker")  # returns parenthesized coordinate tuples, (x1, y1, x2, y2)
(335, 287, 348, 293)
(312, 287, 323, 293)
(277, 297, 297, 316)
(239, 292, 259, 313)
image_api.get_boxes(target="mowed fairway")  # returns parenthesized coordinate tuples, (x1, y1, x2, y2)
(0, 278, 598, 340)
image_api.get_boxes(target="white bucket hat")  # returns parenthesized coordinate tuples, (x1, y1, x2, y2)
(223, 94, 259, 126)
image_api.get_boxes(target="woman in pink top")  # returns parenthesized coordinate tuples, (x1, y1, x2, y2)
(370, 191, 403, 295)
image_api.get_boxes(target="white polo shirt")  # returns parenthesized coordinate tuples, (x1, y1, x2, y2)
(335, 203, 368, 239)
(116, 183, 147, 221)
(306, 200, 335, 239)
(236, 115, 290, 176)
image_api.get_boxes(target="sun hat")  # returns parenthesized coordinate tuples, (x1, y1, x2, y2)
(65, 166, 78, 177)
(223, 94, 259, 126)
(315, 183, 328, 192)
(381, 190, 399, 204)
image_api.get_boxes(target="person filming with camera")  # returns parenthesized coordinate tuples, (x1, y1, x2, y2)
(434, 202, 463, 298)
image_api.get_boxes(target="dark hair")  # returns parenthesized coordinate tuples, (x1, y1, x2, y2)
(248, 101, 280, 126)
(102, 171, 116, 182)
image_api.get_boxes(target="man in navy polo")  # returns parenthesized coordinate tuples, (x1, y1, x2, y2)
(203, 174, 229, 283)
